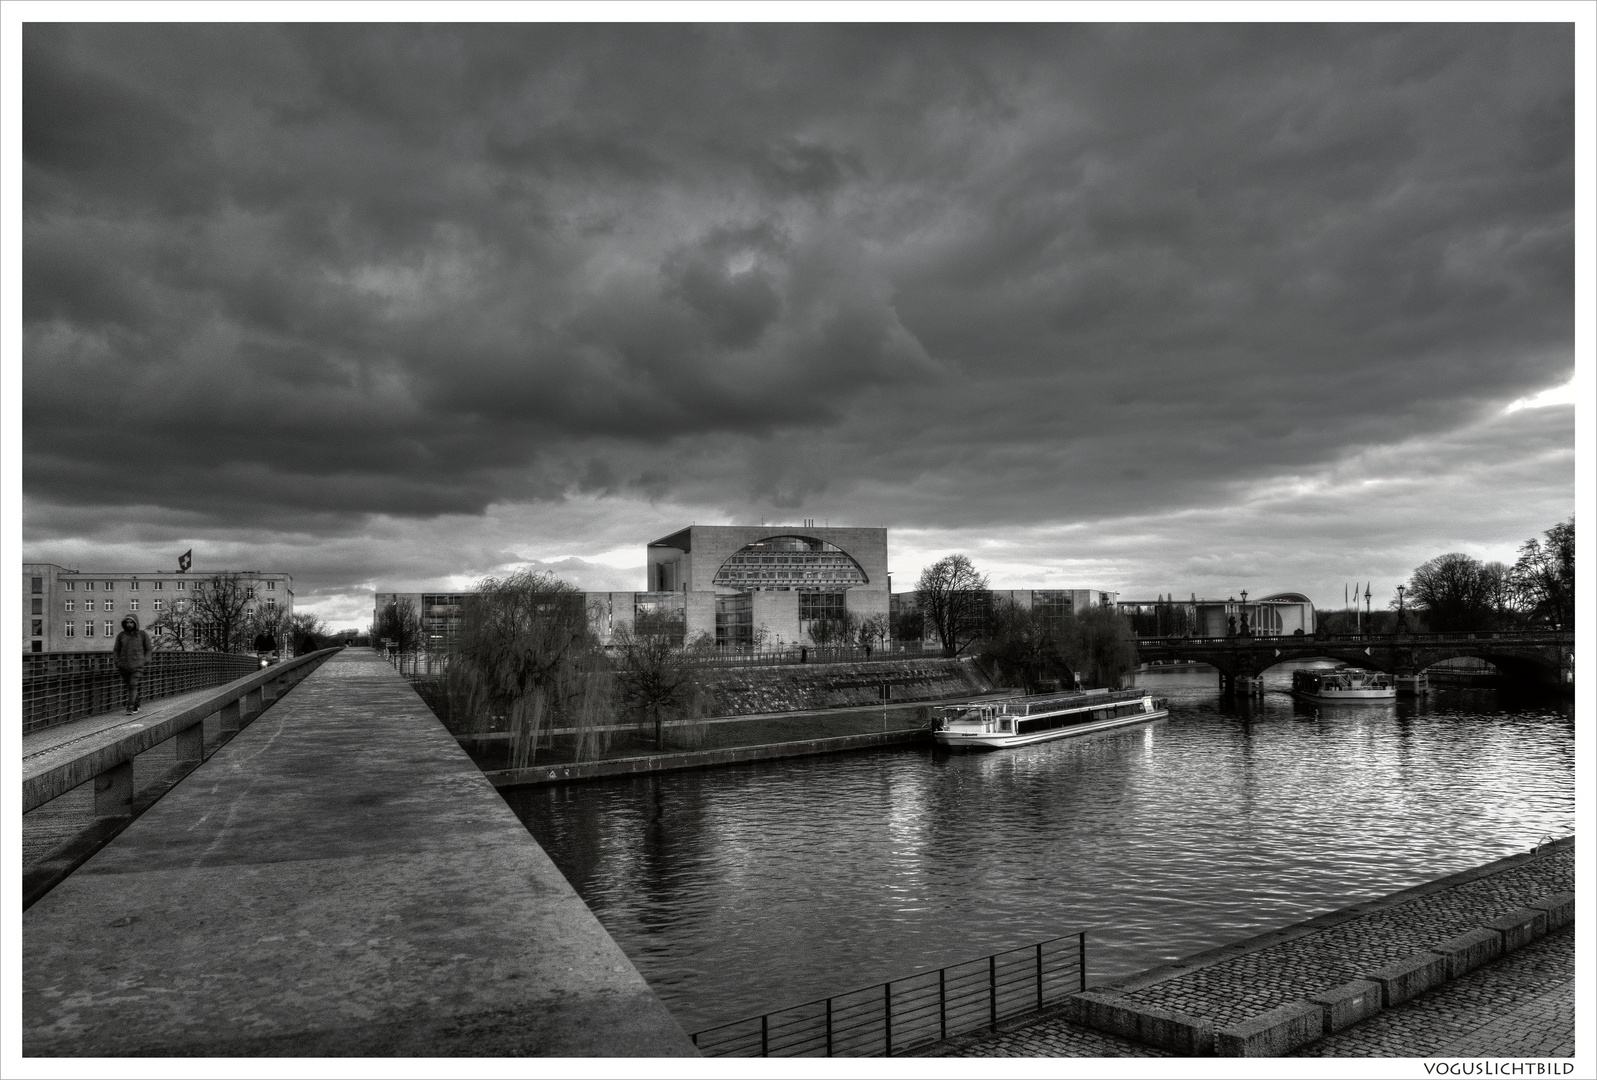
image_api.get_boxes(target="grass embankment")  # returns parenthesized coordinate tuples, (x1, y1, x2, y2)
(455, 704, 934, 771)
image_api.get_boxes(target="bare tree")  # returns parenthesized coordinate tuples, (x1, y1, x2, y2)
(285, 611, 328, 654)
(375, 597, 423, 657)
(807, 608, 858, 648)
(190, 573, 253, 653)
(857, 612, 891, 655)
(916, 554, 989, 656)
(148, 598, 197, 651)
(1511, 517, 1574, 628)
(612, 611, 711, 751)
(1406, 553, 1496, 632)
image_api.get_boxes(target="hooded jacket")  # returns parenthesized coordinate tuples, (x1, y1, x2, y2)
(113, 615, 154, 672)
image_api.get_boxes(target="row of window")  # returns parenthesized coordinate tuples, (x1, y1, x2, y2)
(63, 621, 119, 637)
(52, 579, 278, 592)
(56, 597, 276, 613)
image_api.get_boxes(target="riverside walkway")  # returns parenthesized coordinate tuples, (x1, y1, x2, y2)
(23, 648, 697, 1057)
(925, 841, 1575, 1058)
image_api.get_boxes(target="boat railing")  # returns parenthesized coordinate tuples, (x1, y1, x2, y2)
(690, 930, 1088, 1058)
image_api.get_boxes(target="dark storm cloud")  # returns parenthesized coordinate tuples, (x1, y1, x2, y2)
(24, 23, 1573, 552)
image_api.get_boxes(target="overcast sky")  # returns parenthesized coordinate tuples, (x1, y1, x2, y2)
(21, 22, 1575, 629)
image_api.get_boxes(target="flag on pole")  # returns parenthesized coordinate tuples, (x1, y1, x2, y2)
(178, 549, 192, 573)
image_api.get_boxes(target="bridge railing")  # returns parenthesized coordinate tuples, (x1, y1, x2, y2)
(23, 647, 344, 909)
(23, 650, 263, 735)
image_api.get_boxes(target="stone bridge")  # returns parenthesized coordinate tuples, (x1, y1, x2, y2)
(1135, 630, 1575, 694)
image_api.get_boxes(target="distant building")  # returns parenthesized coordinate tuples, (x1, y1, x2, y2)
(376, 525, 892, 651)
(23, 563, 294, 653)
(1116, 592, 1315, 637)
(891, 588, 1119, 645)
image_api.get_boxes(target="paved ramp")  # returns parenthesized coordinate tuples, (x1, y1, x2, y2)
(23, 649, 697, 1057)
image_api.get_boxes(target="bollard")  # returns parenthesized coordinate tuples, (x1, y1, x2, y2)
(94, 761, 134, 819)
(218, 698, 241, 734)
(174, 721, 205, 764)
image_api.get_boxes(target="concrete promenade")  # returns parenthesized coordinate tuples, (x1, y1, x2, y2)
(23, 648, 697, 1057)
(926, 841, 1575, 1058)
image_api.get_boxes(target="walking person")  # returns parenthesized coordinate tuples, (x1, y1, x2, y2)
(113, 614, 154, 714)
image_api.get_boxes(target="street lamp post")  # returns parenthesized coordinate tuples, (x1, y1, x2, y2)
(1364, 583, 1372, 631)
(1395, 584, 1408, 633)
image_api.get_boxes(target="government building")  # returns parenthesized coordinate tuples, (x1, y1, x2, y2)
(376, 525, 1128, 653)
(23, 563, 294, 653)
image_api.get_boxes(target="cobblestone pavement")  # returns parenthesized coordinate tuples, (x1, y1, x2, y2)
(928, 848, 1574, 1058)
(1296, 925, 1574, 1057)
(1122, 847, 1573, 1028)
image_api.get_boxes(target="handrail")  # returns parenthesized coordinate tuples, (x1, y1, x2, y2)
(1135, 629, 1572, 647)
(23, 647, 342, 813)
(690, 930, 1087, 1057)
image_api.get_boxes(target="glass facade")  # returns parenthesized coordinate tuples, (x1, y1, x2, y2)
(712, 536, 868, 592)
(715, 592, 753, 649)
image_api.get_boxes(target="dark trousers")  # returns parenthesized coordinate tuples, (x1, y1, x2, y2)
(119, 668, 143, 711)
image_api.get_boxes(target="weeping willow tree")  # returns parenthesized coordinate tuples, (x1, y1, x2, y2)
(447, 570, 613, 769)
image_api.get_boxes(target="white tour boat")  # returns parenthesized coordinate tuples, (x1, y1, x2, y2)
(1290, 667, 1396, 703)
(932, 689, 1169, 750)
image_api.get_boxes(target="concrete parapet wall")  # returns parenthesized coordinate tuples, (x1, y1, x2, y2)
(1307, 978, 1383, 1034)
(1214, 1000, 1322, 1057)
(1065, 991, 1214, 1056)
(1529, 891, 1574, 930)
(1361, 951, 1448, 1007)
(704, 657, 989, 716)
(1483, 906, 1548, 952)
(1431, 927, 1502, 979)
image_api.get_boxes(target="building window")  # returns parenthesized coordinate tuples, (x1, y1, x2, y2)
(246, 587, 255, 600)
(153, 581, 163, 590)
(176, 580, 186, 591)
(130, 580, 139, 590)
(105, 620, 114, 636)
(65, 621, 75, 637)
(64, 580, 75, 591)
(103, 599, 113, 611)
(31, 640, 42, 652)
(799, 591, 848, 623)
(32, 619, 43, 637)
(32, 577, 42, 594)
(267, 581, 275, 591)
(85, 581, 94, 591)
(84, 621, 94, 637)
(267, 597, 276, 608)
(130, 599, 139, 612)
(713, 536, 869, 592)
(153, 599, 164, 612)
(104, 582, 113, 591)
(64, 599, 74, 612)
(31, 597, 42, 615)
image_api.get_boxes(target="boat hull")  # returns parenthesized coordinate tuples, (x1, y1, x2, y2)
(933, 708, 1169, 750)
(1290, 689, 1396, 703)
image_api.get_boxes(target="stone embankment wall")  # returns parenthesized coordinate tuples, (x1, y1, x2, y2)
(704, 657, 991, 716)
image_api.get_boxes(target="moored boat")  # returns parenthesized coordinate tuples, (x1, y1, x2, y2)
(932, 688, 1169, 750)
(1290, 667, 1396, 703)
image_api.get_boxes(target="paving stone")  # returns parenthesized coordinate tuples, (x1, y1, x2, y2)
(927, 850, 1574, 1059)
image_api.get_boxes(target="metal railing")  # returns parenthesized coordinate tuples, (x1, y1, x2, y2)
(22, 650, 263, 735)
(1136, 629, 1573, 647)
(691, 931, 1086, 1057)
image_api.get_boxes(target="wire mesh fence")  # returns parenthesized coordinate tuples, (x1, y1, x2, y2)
(691, 931, 1086, 1057)
(22, 651, 262, 735)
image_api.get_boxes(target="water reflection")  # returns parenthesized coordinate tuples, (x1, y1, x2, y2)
(505, 677, 1573, 1032)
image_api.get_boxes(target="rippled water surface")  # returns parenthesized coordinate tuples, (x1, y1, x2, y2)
(504, 669, 1574, 1033)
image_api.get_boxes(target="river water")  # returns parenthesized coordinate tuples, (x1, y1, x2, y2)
(504, 665, 1574, 1034)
